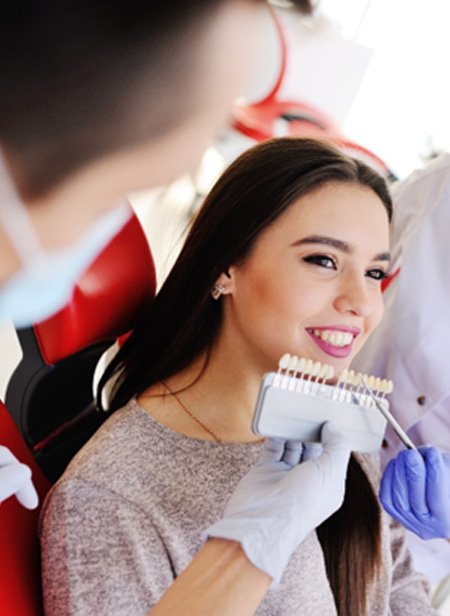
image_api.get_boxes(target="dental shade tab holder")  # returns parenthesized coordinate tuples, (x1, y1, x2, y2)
(252, 354, 394, 453)
(360, 376, 418, 452)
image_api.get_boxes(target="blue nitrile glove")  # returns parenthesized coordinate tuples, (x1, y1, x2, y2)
(0, 446, 39, 509)
(207, 422, 351, 586)
(380, 447, 450, 540)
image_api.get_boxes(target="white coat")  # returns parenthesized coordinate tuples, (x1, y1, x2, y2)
(355, 153, 450, 583)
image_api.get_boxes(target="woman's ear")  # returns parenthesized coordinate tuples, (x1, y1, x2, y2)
(211, 270, 235, 300)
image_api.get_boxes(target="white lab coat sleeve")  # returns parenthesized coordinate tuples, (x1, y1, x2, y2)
(355, 151, 450, 429)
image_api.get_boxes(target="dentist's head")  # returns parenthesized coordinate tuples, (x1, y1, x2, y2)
(0, 1, 314, 326)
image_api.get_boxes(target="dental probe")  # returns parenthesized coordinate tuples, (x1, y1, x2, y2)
(361, 377, 418, 452)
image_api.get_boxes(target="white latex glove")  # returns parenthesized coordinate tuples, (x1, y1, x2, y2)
(0, 446, 39, 509)
(207, 422, 351, 586)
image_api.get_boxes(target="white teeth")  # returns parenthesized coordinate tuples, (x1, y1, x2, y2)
(314, 328, 329, 341)
(312, 329, 353, 347)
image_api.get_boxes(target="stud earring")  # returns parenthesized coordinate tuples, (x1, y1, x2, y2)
(211, 283, 226, 300)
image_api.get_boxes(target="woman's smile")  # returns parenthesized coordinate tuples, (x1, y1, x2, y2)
(305, 325, 361, 359)
(221, 181, 391, 375)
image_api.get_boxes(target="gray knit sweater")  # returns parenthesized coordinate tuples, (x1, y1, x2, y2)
(39, 399, 436, 615)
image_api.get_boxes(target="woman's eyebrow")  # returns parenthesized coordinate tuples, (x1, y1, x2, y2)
(290, 235, 391, 262)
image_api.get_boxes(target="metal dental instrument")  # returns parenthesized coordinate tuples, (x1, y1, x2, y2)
(361, 377, 418, 452)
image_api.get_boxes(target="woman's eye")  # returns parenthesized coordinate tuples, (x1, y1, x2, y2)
(366, 268, 388, 281)
(303, 254, 336, 269)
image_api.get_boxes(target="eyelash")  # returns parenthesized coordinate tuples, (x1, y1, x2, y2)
(366, 269, 388, 281)
(303, 254, 336, 269)
(302, 254, 388, 281)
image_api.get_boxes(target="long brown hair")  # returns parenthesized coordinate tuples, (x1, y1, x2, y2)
(98, 137, 391, 615)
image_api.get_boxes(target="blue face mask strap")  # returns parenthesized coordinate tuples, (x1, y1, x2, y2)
(0, 149, 43, 264)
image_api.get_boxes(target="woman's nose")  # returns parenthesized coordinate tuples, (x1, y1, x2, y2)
(333, 275, 373, 318)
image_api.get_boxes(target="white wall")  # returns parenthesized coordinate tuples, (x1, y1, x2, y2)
(323, 0, 450, 178)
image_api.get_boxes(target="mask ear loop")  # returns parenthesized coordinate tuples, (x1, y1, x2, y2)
(0, 149, 43, 264)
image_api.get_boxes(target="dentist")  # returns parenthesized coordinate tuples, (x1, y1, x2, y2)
(0, 0, 313, 510)
(355, 153, 450, 585)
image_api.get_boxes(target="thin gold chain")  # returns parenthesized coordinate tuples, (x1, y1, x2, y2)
(161, 380, 222, 443)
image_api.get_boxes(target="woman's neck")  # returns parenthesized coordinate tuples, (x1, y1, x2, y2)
(139, 345, 267, 444)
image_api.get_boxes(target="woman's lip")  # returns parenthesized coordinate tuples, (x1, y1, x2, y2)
(306, 329, 355, 359)
(307, 325, 361, 335)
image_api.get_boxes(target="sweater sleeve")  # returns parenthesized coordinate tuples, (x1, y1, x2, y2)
(388, 515, 438, 615)
(40, 479, 175, 616)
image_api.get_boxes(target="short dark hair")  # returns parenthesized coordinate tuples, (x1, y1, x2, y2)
(0, 1, 314, 199)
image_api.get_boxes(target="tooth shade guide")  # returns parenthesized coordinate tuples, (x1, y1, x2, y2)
(297, 357, 306, 375)
(278, 353, 290, 372)
(287, 354, 298, 390)
(273, 355, 392, 410)
(273, 354, 333, 394)
(255, 358, 394, 452)
(332, 368, 347, 401)
(312, 361, 322, 379)
(354, 373, 364, 394)
(318, 363, 332, 384)
(288, 354, 298, 375)
(329, 368, 390, 405)
(346, 370, 355, 388)
(304, 358, 313, 377)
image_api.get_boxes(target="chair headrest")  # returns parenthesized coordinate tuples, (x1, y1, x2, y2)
(33, 211, 156, 365)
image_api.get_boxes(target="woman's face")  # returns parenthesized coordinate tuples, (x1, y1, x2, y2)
(222, 181, 391, 378)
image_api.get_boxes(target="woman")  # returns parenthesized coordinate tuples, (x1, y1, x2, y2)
(40, 138, 436, 615)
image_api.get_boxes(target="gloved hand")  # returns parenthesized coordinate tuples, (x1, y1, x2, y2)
(0, 446, 39, 509)
(207, 422, 351, 585)
(380, 447, 450, 540)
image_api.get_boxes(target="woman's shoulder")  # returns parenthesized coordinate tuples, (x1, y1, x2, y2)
(56, 399, 159, 486)
(39, 400, 168, 521)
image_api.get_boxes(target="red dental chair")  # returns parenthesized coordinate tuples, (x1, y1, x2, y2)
(0, 403, 50, 615)
(0, 209, 156, 614)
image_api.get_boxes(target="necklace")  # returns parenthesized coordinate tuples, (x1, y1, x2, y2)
(161, 380, 222, 443)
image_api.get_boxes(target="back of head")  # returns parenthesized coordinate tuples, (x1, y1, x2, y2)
(0, 1, 217, 198)
(0, 1, 314, 200)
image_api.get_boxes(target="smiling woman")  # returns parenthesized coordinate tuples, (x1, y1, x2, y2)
(217, 180, 391, 376)
(40, 138, 437, 616)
